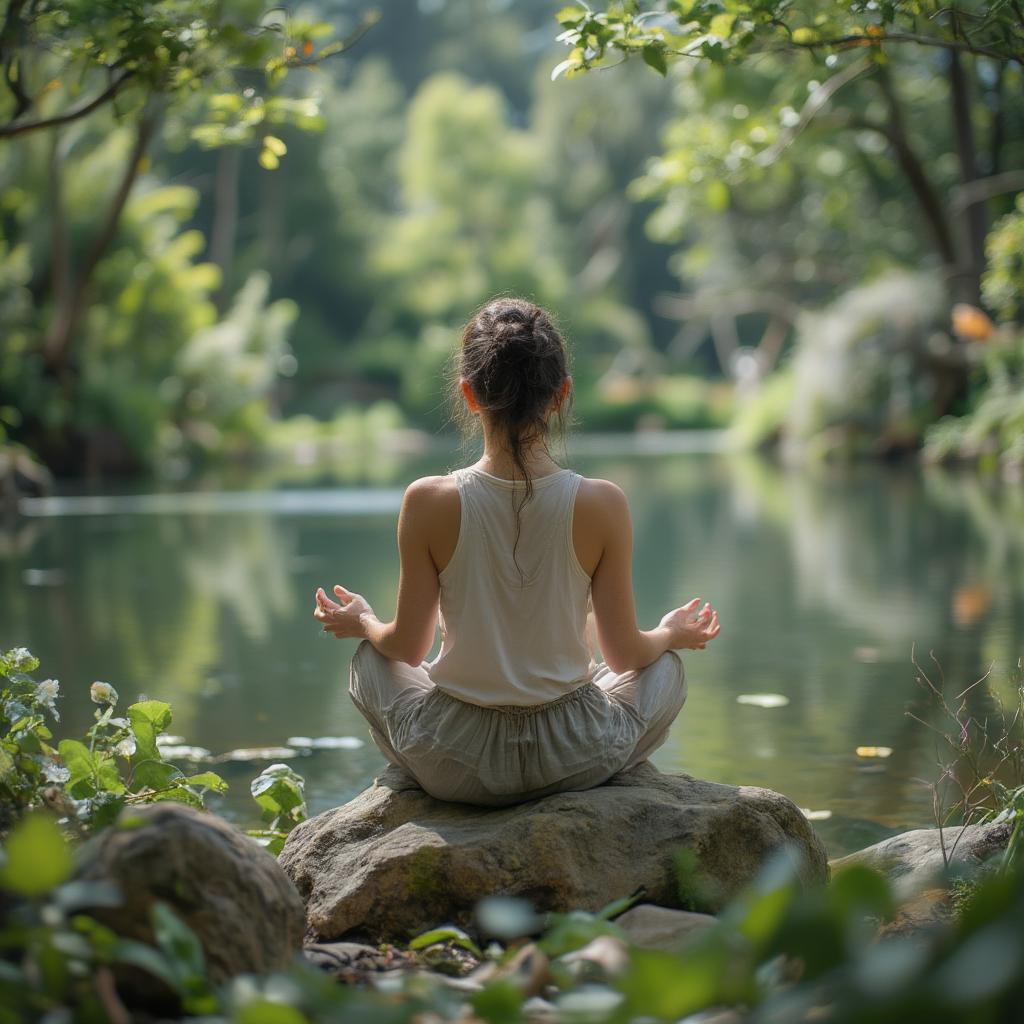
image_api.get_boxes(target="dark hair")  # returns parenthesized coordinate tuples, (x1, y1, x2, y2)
(449, 296, 573, 579)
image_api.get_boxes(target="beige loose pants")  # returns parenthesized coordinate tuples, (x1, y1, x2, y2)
(348, 640, 687, 807)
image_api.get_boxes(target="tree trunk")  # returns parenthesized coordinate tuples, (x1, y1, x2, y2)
(42, 98, 162, 390)
(872, 66, 959, 297)
(948, 50, 987, 303)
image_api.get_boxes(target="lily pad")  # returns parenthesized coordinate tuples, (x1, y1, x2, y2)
(736, 694, 790, 708)
(157, 744, 212, 761)
(214, 746, 300, 763)
(286, 735, 364, 750)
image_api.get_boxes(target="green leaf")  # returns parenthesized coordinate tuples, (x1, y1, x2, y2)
(128, 701, 172, 763)
(235, 1001, 308, 1024)
(471, 980, 524, 1024)
(708, 13, 737, 38)
(409, 925, 483, 958)
(151, 901, 206, 978)
(599, 889, 644, 920)
(556, 6, 587, 27)
(263, 135, 287, 157)
(150, 785, 204, 809)
(705, 179, 730, 212)
(113, 937, 181, 990)
(57, 738, 93, 786)
(642, 44, 668, 75)
(58, 738, 124, 796)
(539, 910, 627, 957)
(0, 813, 72, 896)
(184, 772, 228, 794)
(551, 59, 577, 81)
(792, 26, 820, 44)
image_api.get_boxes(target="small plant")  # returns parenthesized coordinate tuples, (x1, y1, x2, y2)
(907, 648, 1024, 869)
(0, 646, 227, 837)
(248, 761, 308, 854)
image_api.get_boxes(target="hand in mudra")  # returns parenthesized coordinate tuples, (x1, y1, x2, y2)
(660, 598, 720, 650)
(313, 585, 373, 639)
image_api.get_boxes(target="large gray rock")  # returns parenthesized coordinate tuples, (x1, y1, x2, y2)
(280, 762, 829, 942)
(831, 821, 1012, 898)
(75, 802, 306, 983)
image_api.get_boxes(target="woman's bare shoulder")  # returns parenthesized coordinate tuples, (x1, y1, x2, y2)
(403, 474, 459, 511)
(575, 475, 629, 520)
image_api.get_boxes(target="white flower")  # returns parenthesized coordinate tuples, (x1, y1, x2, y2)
(113, 733, 136, 758)
(43, 762, 71, 783)
(8, 647, 34, 670)
(35, 678, 60, 719)
(90, 681, 119, 705)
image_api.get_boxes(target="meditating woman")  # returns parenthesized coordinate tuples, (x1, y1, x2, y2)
(313, 297, 721, 806)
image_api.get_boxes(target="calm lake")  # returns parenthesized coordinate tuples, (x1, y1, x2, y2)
(4, 439, 1022, 857)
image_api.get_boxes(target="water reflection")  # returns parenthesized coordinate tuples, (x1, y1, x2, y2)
(2, 448, 1020, 856)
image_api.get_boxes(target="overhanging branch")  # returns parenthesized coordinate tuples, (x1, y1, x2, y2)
(0, 69, 136, 140)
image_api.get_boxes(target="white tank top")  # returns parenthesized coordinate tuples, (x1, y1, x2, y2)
(426, 466, 598, 706)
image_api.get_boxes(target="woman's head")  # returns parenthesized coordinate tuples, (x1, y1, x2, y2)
(452, 296, 572, 479)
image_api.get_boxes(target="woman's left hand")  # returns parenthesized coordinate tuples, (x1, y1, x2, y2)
(313, 585, 373, 639)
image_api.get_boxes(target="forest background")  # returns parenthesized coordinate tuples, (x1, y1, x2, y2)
(1, 0, 1021, 485)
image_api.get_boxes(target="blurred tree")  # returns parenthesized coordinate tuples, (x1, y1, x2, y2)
(552, 2, 1023, 303)
(0, 0, 366, 473)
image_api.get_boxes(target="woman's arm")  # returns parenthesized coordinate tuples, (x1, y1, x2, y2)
(315, 478, 442, 665)
(583, 479, 719, 673)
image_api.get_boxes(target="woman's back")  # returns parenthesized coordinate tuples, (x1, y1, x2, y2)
(425, 466, 597, 706)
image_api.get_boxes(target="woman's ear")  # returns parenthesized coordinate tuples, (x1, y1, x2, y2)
(460, 378, 480, 414)
(555, 375, 572, 410)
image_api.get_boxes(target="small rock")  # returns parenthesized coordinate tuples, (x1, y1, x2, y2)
(303, 940, 411, 982)
(560, 935, 630, 977)
(74, 802, 305, 990)
(830, 822, 1012, 899)
(614, 903, 717, 949)
(876, 887, 954, 940)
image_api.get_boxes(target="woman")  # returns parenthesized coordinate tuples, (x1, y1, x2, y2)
(314, 296, 720, 806)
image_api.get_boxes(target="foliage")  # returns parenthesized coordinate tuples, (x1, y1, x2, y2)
(0, 0, 352, 145)
(982, 193, 1024, 323)
(3, 807, 1024, 1022)
(169, 270, 298, 461)
(248, 762, 307, 854)
(552, 2, 1024, 78)
(574, 372, 733, 430)
(923, 198, 1024, 474)
(0, 646, 226, 836)
(907, 650, 1024, 869)
(552, 0, 1024, 452)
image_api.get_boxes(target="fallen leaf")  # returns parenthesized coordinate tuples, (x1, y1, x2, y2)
(953, 583, 992, 627)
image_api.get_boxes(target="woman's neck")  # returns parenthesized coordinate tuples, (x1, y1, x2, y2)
(474, 424, 562, 480)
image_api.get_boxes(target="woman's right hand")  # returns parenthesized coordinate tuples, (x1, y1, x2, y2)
(314, 585, 374, 639)
(660, 598, 720, 650)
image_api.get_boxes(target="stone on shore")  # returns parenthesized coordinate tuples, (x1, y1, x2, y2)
(279, 762, 829, 942)
(830, 821, 1012, 899)
(615, 903, 718, 949)
(75, 802, 306, 985)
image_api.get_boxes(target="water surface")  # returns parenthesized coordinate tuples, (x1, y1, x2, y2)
(4, 443, 1022, 856)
